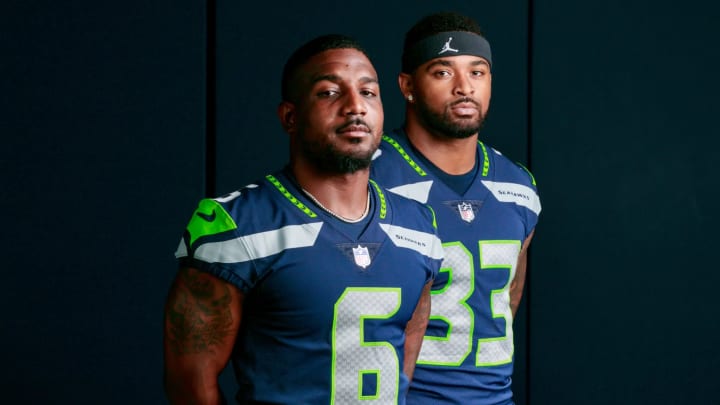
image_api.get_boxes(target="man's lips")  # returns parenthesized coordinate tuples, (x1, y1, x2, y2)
(337, 121, 371, 136)
(339, 125, 370, 133)
(451, 99, 479, 116)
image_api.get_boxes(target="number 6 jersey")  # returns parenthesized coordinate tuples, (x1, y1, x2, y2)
(174, 168, 443, 404)
(370, 130, 541, 405)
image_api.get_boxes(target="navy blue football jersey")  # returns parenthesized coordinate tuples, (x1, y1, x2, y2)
(370, 130, 541, 405)
(175, 168, 443, 404)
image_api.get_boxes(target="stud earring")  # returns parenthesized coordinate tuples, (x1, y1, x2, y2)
(407, 94, 414, 102)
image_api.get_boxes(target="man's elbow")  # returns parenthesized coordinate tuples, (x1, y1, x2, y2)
(164, 365, 223, 405)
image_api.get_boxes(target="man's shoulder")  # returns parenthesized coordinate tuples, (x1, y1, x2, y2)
(199, 171, 314, 232)
(484, 145, 539, 190)
(374, 132, 414, 162)
(372, 132, 428, 184)
(210, 177, 272, 213)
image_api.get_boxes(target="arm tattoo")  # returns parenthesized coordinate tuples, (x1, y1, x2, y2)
(166, 268, 235, 355)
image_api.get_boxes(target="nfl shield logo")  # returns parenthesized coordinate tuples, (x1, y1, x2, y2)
(458, 202, 475, 223)
(352, 244, 371, 268)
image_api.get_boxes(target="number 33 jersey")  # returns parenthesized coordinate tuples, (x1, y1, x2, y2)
(174, 169, 443, 405)
(370, 131, 541, 405)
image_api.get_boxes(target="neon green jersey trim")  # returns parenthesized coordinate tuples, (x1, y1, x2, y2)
(382, 134, 426, 176)
(187, 199, 237, 246)
(515, 162, 537, 186)
(478, 141, 490, 177)
(427, 204, 438, 229)
(368, 179, 387, 219)
(266, 174, 318, 218)
(384, 134, 489, 178)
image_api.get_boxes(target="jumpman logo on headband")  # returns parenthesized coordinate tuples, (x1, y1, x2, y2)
(438, 37, 459, 54)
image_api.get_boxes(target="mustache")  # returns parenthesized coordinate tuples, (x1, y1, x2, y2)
(450, 97, 480, 107)
(336, 118, 371, 133)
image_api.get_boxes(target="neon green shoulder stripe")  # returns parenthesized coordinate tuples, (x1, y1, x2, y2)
(266, 174, 318, 218)
(187, 199, 238, 246)
(370, 176, 437, 229)
(515, 162, 537, 186)
(382, 134, 426, 176)
(368, 179, 387, 219)
(427, 204, 438, 229)
(478, 141, 490, 177)
(383, 134, 489, 178)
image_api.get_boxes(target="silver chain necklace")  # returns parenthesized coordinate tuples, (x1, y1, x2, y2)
(301, 187, 371, 223)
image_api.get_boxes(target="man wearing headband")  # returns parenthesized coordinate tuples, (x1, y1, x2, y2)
(371, 12, 541, 405)
(164, 34, 443, 404)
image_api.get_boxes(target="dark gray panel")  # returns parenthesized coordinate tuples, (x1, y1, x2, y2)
(1, 1, 205, 403)
(530, 1, 719, 403)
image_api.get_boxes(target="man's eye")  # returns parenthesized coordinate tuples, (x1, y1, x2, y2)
(318, 90, 339, 97)
(361, 90, 377, 97)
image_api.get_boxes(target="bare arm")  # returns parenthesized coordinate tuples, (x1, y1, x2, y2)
(509, 230, 535, 318)
(403, 280, 433, 381)
(163, 266, 243, 405)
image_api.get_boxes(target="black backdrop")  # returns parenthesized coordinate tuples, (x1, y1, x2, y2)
(3, 1, 718, 404)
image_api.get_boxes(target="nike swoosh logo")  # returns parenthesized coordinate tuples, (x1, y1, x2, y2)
(196, 209, 216, 222)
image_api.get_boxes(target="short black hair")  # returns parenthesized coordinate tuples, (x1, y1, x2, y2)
(403, 11, 486, 54)
(281, 34, 369, 102)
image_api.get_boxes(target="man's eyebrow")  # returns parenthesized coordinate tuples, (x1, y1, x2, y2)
(424, 58, 490, 71)
(470, 59, 491, 68)
(310, 74, 379, 85)
(424, 59, 453, 71)
(310, 74, 341, 85)
(358, 76, 379, 85)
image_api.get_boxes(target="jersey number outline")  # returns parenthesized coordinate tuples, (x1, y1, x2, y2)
(331, 288, 402, 404)
(417, 240, 520, 367)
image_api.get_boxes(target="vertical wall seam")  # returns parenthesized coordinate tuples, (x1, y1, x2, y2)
(205, 0, 217, 197)
(525, 0, 535, 404)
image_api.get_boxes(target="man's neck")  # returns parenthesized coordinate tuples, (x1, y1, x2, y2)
(404, 119, 478, 175)
(290, 162, 370, 220)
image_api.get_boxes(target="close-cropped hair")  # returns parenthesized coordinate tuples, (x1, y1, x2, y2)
(280, 34, 369, 102)
(403, 11, 486, 53)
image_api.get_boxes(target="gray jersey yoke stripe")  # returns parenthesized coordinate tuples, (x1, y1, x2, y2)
(194, 222, 324, 264)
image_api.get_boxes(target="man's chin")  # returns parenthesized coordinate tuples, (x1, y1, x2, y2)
(442, 122, 482, 139)
(336, 156, 372, 174)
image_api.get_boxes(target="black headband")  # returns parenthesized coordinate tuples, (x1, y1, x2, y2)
(402, 31, 492, 73)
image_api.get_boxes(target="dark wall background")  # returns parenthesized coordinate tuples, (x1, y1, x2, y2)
(530, 1, 720, 403)
(3, 1, 205, 403)
(3, 1, 717, 404)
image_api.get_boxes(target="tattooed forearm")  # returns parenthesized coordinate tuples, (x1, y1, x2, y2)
(166, 268, 235, 355)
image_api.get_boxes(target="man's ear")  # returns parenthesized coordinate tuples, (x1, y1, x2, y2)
(277, 101, 296, 134)
(398, 73, 413, 102)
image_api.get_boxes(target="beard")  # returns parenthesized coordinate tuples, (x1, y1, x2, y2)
(299, 135, 376, 174)
(415, 96, 486, 139)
